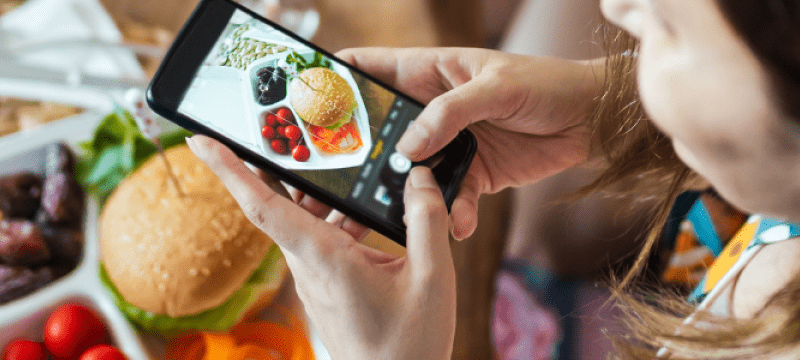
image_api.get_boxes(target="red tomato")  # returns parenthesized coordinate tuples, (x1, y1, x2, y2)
(284, 125, 302, 141)
(270, 139, 289, 155)
(292, 145, 310, 162)
(275, 126, 286, 138)
(275, 108, 294, 125)
(263, 113, 279, 127)
(289, 137, 302, 149)
(2, 339, 47, 360)
(79, 345, 126, 360)
(261, 126, 276, 139)
(44, 304, 106, 360)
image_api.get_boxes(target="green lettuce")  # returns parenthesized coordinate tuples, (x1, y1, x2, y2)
(98, 244, 286, 338)
(75, 107, 192, 204)
(323, 104, 358, 131)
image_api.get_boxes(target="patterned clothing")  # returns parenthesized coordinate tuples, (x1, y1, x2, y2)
(660, 190, 800, 303)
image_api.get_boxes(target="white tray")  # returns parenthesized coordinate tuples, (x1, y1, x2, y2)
(0, 113, 331, 360)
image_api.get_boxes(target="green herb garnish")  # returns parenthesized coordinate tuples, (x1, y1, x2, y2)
(285, 51, 332, 75)
(75, 107, 191, 203)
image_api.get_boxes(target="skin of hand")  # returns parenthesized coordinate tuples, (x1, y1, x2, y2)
(336, 47, 603, 240)
(186, 135, 457, 360)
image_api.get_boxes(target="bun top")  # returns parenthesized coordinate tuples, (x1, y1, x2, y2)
(289, 67, 357, 128)
(99, 146, 276, 317)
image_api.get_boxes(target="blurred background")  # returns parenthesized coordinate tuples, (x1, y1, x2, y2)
(0, 0, 654, 358)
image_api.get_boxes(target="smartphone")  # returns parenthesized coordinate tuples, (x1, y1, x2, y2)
(146, 0, 477, 246)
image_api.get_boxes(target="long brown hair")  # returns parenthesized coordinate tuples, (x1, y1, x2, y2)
(587, 1, 800, 359)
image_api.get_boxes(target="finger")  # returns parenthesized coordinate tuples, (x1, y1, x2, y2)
(403, 167, 452, 277)
(325, 210, 371, 242)
(335, 47, 401, 88)
(252, 166, 335, 220)
(186, 135, 352, 260)
(395, 76, 498, 161)
(450, 173, 480, 240)
(295, 191, 336, 220)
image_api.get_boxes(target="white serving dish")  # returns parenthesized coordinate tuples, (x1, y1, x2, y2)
(0, 112, 331, 360)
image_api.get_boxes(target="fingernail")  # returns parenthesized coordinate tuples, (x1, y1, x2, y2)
(186, 136, 205, 158)
(396, 123, 429, 159)
(185, 136, 197, 152)
(410, 167, 438, 189)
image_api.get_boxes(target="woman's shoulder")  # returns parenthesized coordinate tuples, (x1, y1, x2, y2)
(731, 235, 800, 318)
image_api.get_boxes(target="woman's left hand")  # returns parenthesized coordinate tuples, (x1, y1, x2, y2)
(187, 135, 457, 360)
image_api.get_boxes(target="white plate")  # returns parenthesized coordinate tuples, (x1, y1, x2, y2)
(0, 113, 330, 360)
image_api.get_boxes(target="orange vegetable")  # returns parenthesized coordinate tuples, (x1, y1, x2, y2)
(306, 120, 363, 154)
(165, 310, 315, 360)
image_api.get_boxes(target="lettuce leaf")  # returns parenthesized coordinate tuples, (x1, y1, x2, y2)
(98, 244, 286, 338)
(324, 104, 358, 131)
(75, 107, 191, 204)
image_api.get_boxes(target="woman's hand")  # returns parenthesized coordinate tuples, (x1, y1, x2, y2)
(337, 48, 603, 239)
(187, 135, 457, 360)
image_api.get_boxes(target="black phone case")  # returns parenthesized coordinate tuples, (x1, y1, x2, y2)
(147, 0, 477, 246)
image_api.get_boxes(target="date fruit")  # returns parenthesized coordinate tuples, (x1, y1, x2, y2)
(41, 172, 84, 225)
(0, 173, 43, 219)
(0, 220, 51, 266)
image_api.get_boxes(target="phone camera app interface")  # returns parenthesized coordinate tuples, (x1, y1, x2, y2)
(178, 9, 424, 222)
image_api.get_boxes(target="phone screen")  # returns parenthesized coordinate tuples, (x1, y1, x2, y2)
(176, 9, 424, 222)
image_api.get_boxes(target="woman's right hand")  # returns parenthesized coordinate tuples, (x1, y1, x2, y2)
(337, 48, 604, 240)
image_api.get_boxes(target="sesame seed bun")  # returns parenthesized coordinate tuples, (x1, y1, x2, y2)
(99, 145, 287, 318)
(289, 67, 357, 128)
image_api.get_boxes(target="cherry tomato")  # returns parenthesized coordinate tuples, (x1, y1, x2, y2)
(275, 126, 286, 138)
(44, 303, 106, 360)
(261, 126, 276, 139)
(289, 137, 302, 149)
(275, 108, 294, 125)
(270, 139, 289, 155)
(292, 145, 310, 162)
(2, 339, 47, 360)
(263, 113, 279, 127)
(284, 125, 302, 141)
(79, 345, 126, 360)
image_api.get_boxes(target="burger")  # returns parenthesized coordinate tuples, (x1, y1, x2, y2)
(98, 145, 287, 337)
(289, 67, 357, 129)
(289, 67, 363, 153)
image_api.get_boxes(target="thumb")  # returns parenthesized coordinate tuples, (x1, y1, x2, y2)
(403, 167, 452, 277)
(395, 76, 495, 161)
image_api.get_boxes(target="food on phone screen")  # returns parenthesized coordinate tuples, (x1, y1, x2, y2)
(260, 109, 309, 162)
(284, 125, 302, 141)
(291, 145, 311, 162)
(263, 113, 279, 127)
(0, 144, 85, 305)
(271, 139, 289, 155)
(289, 68, 356, 128)
(261, 125, 276, 139)
(289, 68, 363, 154)
(254, 66, 287, 106)
(98, 146, 288, 337)
(217, 24, 289, 70)
(275, 107, 294, 126)
(44, 303, 107, 360)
